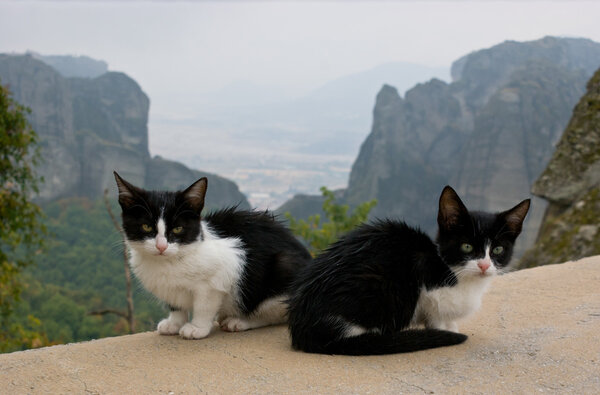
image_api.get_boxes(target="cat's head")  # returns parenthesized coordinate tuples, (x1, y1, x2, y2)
(114, 171, 207, 258)
(436, 186, 530, 278)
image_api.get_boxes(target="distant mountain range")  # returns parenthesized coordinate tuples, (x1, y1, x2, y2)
(0, 54, 249, 209)
(186, 61, 450, 156)
(281, 36, 600, 257)
(149, 61, 449, 207)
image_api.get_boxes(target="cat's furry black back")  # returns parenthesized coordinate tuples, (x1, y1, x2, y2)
(205, 207, 312, 315)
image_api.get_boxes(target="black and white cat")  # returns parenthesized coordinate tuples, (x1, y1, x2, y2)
(114, 172, 311, 339)
(287, 186, 530, 355)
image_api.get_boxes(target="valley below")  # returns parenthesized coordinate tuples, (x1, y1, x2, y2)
(149, 116, 360, 209)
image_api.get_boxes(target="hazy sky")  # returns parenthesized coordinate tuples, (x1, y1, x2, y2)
(2, 1, 600, 117)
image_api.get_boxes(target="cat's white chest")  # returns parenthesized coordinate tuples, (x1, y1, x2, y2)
(130, 252, 198, 309)
(412, 277, 492, 328)
(128, 223, 246, 312)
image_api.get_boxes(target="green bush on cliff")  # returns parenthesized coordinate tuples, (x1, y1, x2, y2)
(286, 186, 376, 255)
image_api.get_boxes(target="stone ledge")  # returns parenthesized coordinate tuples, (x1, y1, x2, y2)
(2, 257, 599, 393)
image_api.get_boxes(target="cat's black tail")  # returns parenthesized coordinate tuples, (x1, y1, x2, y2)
(296, 329, 467, 356)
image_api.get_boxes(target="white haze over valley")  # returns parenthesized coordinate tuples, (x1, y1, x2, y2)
(2, 1, 600, 208)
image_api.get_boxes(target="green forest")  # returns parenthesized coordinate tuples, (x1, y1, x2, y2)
(12, 198, 165, 349)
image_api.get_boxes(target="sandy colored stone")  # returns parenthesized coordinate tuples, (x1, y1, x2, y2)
(2, 257, 600, 394)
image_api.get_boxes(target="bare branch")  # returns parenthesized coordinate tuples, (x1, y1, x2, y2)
(103, 188, 135, 334)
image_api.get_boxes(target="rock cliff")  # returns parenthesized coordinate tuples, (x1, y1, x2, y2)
(341, 37, 600, 255)
(519, 67, 600, 268)
(0, 54, 249, 208)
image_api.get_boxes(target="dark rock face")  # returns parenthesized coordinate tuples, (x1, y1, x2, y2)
(0, 55, 80, 200)
(342, 37, 600, 256)
(451, 36, 600, 109)
(520, 68, 600, 268)
(452, 61, 589, 251)
(70, 72, 150, 156)
(345, 81, 466, 229)
(69, 72, 151, 198)
(275, 189, 352, 221)
(0, 54, 249, 209)
(275, 193, 326, 220)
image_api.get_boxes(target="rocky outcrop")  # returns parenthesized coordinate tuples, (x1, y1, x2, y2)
(450, 36, 600, 109)
(345, 81, 465, 229)
(341, 37, 600, 255)
(276, 193, 327, 220)
(0, 54, 80, 200)
(70, 72, 150, 156)
(453, 60, 588, 250)
(519, 68, 600, 268)
(33, 53, 108, 79)
(2, 256, 599, 393)
(145, 156, 250, 210)
(0, 54, 249, 208)
(69, 71, 151, 198)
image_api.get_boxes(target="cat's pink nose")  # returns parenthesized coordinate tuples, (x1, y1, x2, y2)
(477, 261, 490, 273)
(156, 236, 168, 254)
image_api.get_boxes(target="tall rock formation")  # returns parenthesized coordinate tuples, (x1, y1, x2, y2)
(346, 80, 465, 228)
(342, 37, 600, 255)
(0, 54, 249, 208)
(452, 61, 588, 251)
(519, 68, 600, 268)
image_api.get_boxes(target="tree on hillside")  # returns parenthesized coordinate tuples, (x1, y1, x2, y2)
(87, 189, 135, 334)
(0, 81, 47, 351)
(285, 187, 376, 255)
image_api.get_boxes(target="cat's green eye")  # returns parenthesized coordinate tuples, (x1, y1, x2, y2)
(172, 226, 183, 234)
(461, 243, 473, 253)
(141, 224, 153, 232)
(492, 246, 504, 255)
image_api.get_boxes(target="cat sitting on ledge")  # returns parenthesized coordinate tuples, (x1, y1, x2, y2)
(287, 186, 530, 355)
(114, 172, 311, 339)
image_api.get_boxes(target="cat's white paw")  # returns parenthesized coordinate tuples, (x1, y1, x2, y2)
(220, 317, 251, 332)
(157, 318, 183, 335)
(179, 322, 212, 339)
(427, 320, 447, 330)
(447, 321, 459, 333)
(428, 320, 459, 333)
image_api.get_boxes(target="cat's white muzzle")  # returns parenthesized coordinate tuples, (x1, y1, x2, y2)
(128, 239, 180, 258)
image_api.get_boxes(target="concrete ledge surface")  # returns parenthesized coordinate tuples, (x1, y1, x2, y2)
(2, 257, 600, 393)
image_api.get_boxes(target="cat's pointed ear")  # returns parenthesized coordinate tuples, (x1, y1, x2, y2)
(114, 171, 142, 209)
(438, 186, 469, 230)
(501, 199, 531, 236)
(183, 177, 208, 213)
